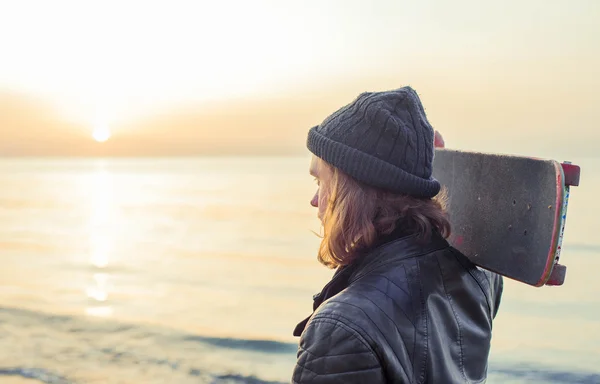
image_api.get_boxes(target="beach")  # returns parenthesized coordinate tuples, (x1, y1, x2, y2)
(1, 156, 599, 383)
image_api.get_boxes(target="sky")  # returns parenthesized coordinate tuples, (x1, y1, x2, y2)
(0, 0, 598, 157)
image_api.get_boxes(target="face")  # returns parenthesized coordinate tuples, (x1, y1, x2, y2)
(309, 155, 332, 222)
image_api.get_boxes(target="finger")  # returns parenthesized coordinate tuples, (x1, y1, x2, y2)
(434, 130, 445, 148)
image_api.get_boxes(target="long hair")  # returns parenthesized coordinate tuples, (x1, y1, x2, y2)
(316, 160, 451, 269)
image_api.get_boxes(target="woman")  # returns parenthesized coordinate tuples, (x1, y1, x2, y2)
(292, 86, 503, 383)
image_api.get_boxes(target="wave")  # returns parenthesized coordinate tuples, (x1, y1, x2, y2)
(491, 363, 600, 383)
(2, 306, 599, 383)
(0, 367, 285, 384)
(205, 373, 285, 384)
(0, 306, 294, 383)
(3, 364, 599, 384)
(0, 306, 297, 354)
(182, 335, 297, 354)
(0, 368, 71, 384)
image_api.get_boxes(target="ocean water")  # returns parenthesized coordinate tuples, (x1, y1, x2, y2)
(0, 156, 599, 384)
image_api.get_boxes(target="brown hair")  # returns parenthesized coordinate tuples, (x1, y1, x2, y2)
(316, 160, 451, 269)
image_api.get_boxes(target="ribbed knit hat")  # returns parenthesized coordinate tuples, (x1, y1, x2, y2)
(307, 86, 441, 198)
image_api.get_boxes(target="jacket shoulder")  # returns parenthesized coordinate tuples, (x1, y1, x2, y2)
(293, 308, 387, 383)
(315, 262, 418, 337)
(299, 267, 418, 381)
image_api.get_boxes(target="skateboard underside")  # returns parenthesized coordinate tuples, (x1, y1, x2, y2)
(432, 149, 578, 287)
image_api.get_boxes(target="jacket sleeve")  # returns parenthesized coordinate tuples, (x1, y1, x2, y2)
(292, 316, 386, 384)
(491, 273, 504, 319)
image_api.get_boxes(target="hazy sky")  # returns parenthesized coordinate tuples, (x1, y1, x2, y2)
(0, 0, 598, 156)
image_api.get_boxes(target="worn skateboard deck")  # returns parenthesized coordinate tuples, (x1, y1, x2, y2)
(432, 149, 580, 287)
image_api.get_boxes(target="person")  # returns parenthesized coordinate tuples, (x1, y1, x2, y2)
(291, 86, 503, 383)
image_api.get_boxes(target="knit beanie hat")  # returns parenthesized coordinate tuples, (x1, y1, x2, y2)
(306, 86, 441, 198)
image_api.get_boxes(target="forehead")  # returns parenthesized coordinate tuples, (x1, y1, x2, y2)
(309, 155, 321, 176)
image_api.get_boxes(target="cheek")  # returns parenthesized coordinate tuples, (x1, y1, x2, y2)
(318, 188, 329, 211)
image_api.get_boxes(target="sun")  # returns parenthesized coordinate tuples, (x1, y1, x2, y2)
(93, 125, 111, 142)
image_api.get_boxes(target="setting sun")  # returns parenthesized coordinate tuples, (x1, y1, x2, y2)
(93, 126, 111, 142)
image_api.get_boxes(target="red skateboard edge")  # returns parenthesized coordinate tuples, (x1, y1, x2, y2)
(543, 162, 581, 286)
(535, 161, 565, 287)
(539, 162, 580, 286)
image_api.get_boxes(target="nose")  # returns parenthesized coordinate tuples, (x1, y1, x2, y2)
(310, 192, 318, 207)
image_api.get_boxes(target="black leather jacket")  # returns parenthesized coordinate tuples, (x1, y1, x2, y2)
(292, 232, 503, 383)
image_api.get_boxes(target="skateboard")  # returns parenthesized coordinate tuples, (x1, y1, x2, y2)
(432, 149, 580, 287)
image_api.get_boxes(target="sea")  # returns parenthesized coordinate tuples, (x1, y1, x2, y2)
(0, 156, 599, 384)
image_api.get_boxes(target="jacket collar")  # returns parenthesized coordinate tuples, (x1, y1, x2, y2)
(293, 231, 449, 337)
(349, 231, 449, 282)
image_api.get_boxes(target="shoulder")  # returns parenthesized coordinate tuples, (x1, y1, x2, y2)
(445, 246, 504, 318)
(294, 299, 386, 383)
(299, 279, 395, 353)
(305, 267, 419, 349)
(313, 255, 421, 330)
(304, 289, 382, 346)
(294, 276, 415, 383)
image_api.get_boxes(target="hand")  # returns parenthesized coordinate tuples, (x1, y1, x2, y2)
(434, 130, 445, 148)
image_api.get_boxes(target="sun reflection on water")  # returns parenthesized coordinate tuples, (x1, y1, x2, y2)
(85, 162, 115, 317)
(90, 233, 111, 268)
(86, 273, 109, 302)
(85, 306, 114, 317)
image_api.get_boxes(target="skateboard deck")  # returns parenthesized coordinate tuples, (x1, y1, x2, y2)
(432, 149, 580, 287)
